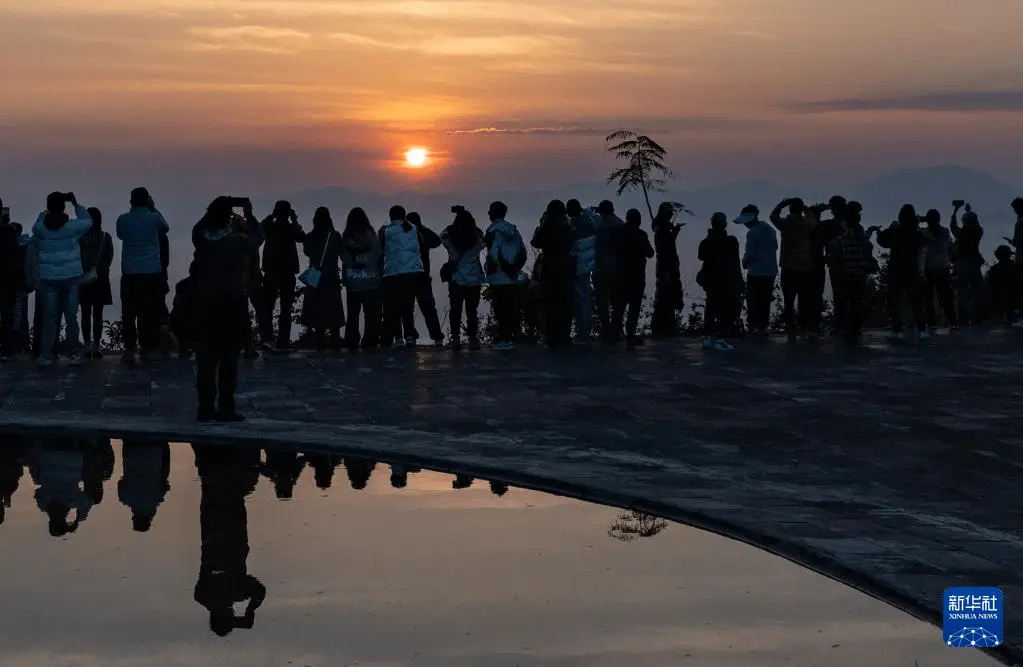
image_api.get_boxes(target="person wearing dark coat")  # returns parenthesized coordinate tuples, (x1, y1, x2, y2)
(697, 212, 743, 350)
(610, 208, 654, 345)
(259, 200, 306, 350)
(302, 207, 345, 351)
(531, 199, 576, 349)
(0, 200, 23, 360)
(77, 208, 115, 358)
(650, 202, 684, 337)
(986, 245, 1016, 325)
(190, 196, 258, 422)
(875, 204, 929, 340)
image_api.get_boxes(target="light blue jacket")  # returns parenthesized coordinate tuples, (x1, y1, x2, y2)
(484, 219, 526, 285)
(381, 220, 424, 277)
(31, 204, 92, 282)
(116, 207, 169, 275)
(571, 210, 597, 275)
(441, 228, 486, 286)
(742, 220, 779, 278)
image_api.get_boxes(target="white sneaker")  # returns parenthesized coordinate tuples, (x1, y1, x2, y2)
(918, 331, 932, 341)
(433, 338, 445, 348)
(492, 342, 514, 351)
(714, 339, 734, 351)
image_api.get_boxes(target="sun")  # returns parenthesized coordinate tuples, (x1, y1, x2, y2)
(404, 147, 428, 168)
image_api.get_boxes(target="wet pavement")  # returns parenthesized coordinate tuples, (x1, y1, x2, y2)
(0, 439, 998, 666)
(0, 329, 1020, 662)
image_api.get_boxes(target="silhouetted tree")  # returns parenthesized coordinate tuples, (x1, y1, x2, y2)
(607, 510, 669, 542)
(606, 130, 690, 221)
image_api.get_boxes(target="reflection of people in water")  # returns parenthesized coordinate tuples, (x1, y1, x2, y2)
(489, 481, 509, 497)
(260, 447, 305, 500)
(304, 451, 341, 490)
(81, 437, 115, 506)
(0, 439, 26, 526)
(193, 444, 266, 637)
(118, 440, 171, 531)
(29, 440, 94, 537)
(344, 457, 376, 490)
(388, 464, 422, 489)
(452, 474, 474, 490)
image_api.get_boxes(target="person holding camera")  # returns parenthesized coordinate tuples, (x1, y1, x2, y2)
(258, 200, 306, 351)
(190, 196, 259, 421)
(875, 204, 929, 340)
(651, 202, 685, 337)
(32, 192, 94, 367)
(770, 198, 816, 339)
(440, 206, 486, 350)
(697, 212, 742, 350)
(950, 201, 985, 325)
(827, 202, 877, 341)
(116, 187, 169, 363)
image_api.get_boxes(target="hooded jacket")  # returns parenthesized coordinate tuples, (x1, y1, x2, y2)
(441, 226, 486, 286)
(698, 228, 743, 293)
(612, 223, 655, 286)
(484, 219, 526, 285)
(116, 207, 169, 276)
(31, 204, 93, 282)
(570, 210, 597, 275)
(341, 228, 383, 292)
(741, 220, 779, 278)
(260, 215, 306, 275)
(380, 220, 425, 277)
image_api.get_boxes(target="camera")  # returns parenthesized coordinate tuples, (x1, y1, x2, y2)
(227, 196, 249, 209)
(451, 205, 465, 214)
(952, 199, 966, 208)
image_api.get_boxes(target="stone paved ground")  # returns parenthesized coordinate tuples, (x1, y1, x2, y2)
(1, 330, 1021, 663)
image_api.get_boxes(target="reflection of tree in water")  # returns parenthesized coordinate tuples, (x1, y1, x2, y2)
(607, 510, 669, 542)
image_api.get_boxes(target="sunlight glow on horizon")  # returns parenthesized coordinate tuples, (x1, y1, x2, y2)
(404, 147, 429, 168)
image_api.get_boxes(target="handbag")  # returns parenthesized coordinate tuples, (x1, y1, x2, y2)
(299, 233, 332, 288)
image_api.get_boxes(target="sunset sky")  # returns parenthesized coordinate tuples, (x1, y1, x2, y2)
(2, 0, 1023, 201)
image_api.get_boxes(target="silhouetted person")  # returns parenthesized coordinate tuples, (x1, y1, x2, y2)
(344, 457, 376, 490)
(33, 192, 93, 367)
(651, 202, 684, 337)
(170, 275, 198, 359)
(531, 199, 576, 349)
(261, 447, 305, 500)
(950, 201, 985, 325)
(1010, 198, 1023, 327)
(341, 207, 383, 349)
(77, 207, 114, 358)
(566, 199, 597, 343)
(30, 439, 93, 536)
(116, 187, 169, 363)
(593, 200, 624, 340)
(259, 200, 306, 350)
(80, 437, 114, 506)
(489, 481, 508, 497)
(738, 204, 778, 336)
(305, 452, 341, 490)
(118, 440, 171, 532)
(380, 205, 424, 347)
(192, 444, 265, 637)
(698, 212, 742, 351)
(405, 212, 445, 346)
(610, 208, 654, 345)
(810, 196, 849, 332)
(0, 438, 26, 526)
(827, 203, 876, 341)
(0, 200, 21, 361)
(191, 196, 259, 422)
(390, 464, 409, 489)
(987, 245, 1016, 325)
(770, 198, 817, 339)
(876, 204, 929, 340)
(921, 208, 957, 330)
(440, 206, 486, 350)
(302, 207, 344, 351)
(484, 201, 527, 349)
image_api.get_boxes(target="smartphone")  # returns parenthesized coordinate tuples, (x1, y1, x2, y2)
(952, 199, 965, 208)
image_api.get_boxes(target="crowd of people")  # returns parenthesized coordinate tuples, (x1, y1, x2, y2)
(1, 189, 1022, 420)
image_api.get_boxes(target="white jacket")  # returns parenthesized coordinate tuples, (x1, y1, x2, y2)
(381, 220, 425, 277)
(484, 219, 526, 285)
(31, 204, 92, 282)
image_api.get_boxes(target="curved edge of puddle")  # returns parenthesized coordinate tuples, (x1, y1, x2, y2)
(0, 416, 1017, 666)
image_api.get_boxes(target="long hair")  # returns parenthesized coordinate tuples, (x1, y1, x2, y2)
(898, 204, 918, 228)
(543, 199, 568, 227)
(343, 207, 372, 241)
(87, 207, 102, 231)
(449, 208, 480, 252)
(313, 206, 333, 231)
